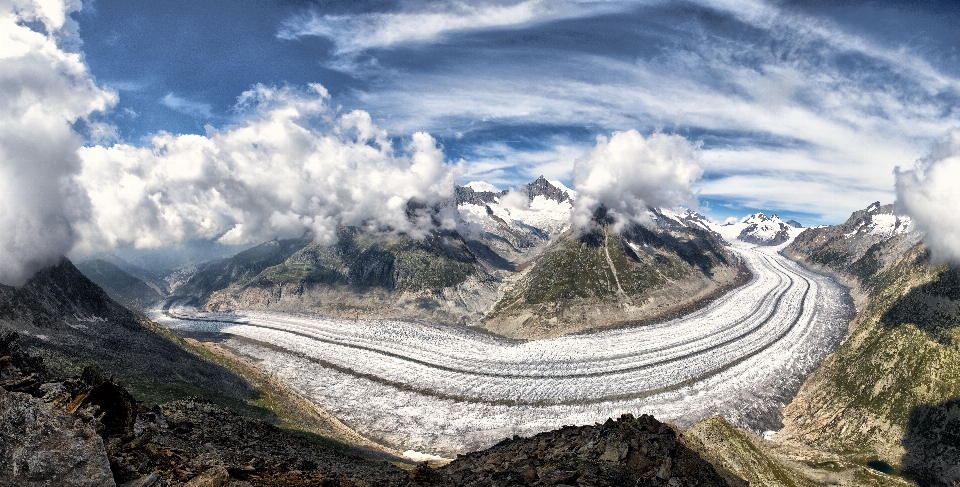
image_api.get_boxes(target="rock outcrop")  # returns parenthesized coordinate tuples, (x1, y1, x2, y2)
(0, 333, 116, 487)
(0, 387, 116, 487)
(419, 413, 744, 487)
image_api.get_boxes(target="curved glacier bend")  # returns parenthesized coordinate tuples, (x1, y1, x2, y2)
(156, 243, 852, 457)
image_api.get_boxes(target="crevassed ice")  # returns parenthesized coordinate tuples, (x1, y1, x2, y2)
(156, 243, 851, 457)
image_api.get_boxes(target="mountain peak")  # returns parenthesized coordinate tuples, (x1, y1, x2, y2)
(735, 213, 795, 246)
(523, 176, 571, 203)
(454, 184, 507, 206)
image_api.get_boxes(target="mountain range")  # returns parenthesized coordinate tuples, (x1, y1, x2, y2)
(23, 185, 958, 486)
(82, 177, 745, 339)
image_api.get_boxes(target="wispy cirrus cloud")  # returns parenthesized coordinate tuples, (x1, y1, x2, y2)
(277, 0, 629, 54)
(161, 93, 212, 118)
(286, 0, 960, 223)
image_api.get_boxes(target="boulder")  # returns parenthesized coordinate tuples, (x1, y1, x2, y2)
(0, 387, 115, 486)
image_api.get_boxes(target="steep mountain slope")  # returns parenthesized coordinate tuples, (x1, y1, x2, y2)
(75, 257, 168, 311)
(779, 202, 960, 484)
(0, 258, 253, 403)
(681, 415, 908, 487)
(482, 207, 743, 338)
(203, 227, 497, 324)
(171, 235, 314, 303)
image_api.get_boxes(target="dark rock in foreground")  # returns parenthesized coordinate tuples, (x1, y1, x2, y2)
(0, 387, 115, 487)
(111, 399, 406, 486)
(0, 330, 748, 486)
(0, 332, 406, 486)
(418, 413, 745, 487)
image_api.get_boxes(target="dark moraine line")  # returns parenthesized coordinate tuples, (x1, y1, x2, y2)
(165, 265, 811, 394)
(228, 274, 812, 406)
(160, 249, 796, 378)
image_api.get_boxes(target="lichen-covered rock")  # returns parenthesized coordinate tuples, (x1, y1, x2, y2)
(0, 387, 115, 486)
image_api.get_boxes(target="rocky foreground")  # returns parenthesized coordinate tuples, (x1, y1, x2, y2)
(0, 332, 742, 486)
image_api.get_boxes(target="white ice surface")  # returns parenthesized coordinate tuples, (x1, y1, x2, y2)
(155, 240, 850, 457)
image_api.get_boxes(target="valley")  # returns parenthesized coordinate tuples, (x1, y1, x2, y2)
(155, 233, 852, 457)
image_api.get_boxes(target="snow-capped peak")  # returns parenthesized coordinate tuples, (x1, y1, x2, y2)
(842, 202, 914, 239)
(464, 181, 501, 193)
(546, 179, 578, 199)
(709, 211, 804, 247)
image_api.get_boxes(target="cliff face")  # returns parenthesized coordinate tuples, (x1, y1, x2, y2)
(779, 203, 960, 484)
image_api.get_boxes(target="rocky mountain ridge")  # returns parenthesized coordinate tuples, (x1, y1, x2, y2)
(778, 201, 959, 485)
(0, 258, 252, 403)
(148, 177, 743, 339)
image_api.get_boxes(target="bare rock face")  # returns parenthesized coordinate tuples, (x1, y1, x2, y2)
(0, 387, 115, 487)
(418, 414, 745, 487)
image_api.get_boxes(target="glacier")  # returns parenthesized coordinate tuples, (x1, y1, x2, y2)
(155, 236, 851, 457)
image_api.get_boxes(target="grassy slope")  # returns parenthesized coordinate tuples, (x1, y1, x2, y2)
(682, 416, 910, 487)
(781, 234, 960, 482)
(483, 222, 736, 337)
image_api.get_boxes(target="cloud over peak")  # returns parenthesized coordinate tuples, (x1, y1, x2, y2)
(0, 0, 116, 285)
(76, 84, 462, 255)
(572, 130, 703, 233)
(896, 129, 960, 265)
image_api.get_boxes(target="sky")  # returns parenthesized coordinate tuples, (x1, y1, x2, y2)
(72, 0, 960, 224)
(2, 0, 960, 284)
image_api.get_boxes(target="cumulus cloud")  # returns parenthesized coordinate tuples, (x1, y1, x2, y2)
(571, 130, 703, 233)
(895, 130, 960, 264)
(75, 84, 462, 254)
(0, 0, 116, 285)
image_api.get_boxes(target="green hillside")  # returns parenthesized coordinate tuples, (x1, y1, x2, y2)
(781, 206, 960, 485)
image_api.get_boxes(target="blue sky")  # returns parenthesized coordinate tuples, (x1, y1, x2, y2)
(69, 0, 960, 226)
(3, 0, 959, 284)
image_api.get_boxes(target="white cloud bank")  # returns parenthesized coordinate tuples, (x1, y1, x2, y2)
(896, 130, 960, 264)
(0, 0, 116, 285)
(571, 130, 703, 233)
(0, 0, 463, 285)
(76, 84, 461, 254)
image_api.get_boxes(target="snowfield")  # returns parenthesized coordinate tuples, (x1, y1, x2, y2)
(156, 237, 851, 457)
